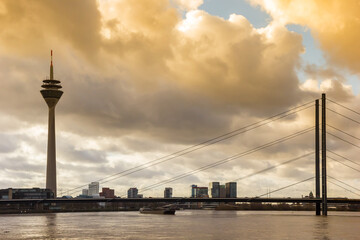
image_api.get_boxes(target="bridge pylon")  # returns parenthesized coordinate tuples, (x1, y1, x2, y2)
(315, 99, 321, 215)
(321, 93, 328, 216)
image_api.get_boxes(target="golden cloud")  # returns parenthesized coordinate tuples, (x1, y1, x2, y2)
(0, 0, 102, 59)
(172, 0, 204, 10)
(0, 0, 314, 139)
(98, 1, 305, 110)
(169, 12, 304, 109)
(251, 0, 360, 74)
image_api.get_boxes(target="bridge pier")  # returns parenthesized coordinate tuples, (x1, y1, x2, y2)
(315, 99, 321, 215)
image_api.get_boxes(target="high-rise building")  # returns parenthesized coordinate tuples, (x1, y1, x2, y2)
(40, 50, 63, 198)
(100, 187, 115, 198)
(191, 185, 197, 198)
(127, 188, 138, 198)
(210, 182, 220, 198)
(191, 185, 209, 198)
(82, 189, 89, 196)
(88, 182, 99, 196)
(164, 187, 173, 198)
(219, 185, 226, 198)
(226, 182, 237, 198)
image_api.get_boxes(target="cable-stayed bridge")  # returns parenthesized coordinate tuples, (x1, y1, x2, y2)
(2, 94, 360, 216)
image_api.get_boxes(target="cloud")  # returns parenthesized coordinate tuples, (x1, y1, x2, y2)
(300, 65, 354, 102)
(0, 0, 101, 59)
(250, 0, 360, 74)
(0, 0, 308, 140)
(0, 134, 19, 153)
(172, 0, 204, 10)
(169, 11, 305, 112)
(0, 0, 358, 197)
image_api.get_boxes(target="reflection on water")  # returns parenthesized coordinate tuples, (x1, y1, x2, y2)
(0, 211, 359, 240)
(45, 214, 57, 238)
(315, 217, 329, 240)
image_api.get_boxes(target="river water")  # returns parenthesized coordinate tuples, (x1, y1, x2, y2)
(0, 210, 359, 239)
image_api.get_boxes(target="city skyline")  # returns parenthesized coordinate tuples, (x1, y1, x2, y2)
(0, 0, 360, 198)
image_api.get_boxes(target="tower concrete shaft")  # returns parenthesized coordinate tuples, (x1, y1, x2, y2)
(41, 50, 63, 198)
(46, 106, 56, 196)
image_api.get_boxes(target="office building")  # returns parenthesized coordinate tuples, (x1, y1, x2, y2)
(197, 187, 209, 198)
(100, 187, 115, 198)
(164, 187, 173, 198)
(82, 189, 89, 196)
(127, 188, 139, 198)
(88, 182, 99, 196)
(219, 185, 226, 198)
(0, 188, 54, 199)
(191, 185, 209, 198)
(191, 185, 197, 198)
(226, 182, 237, 198)
(40, 50, 63, 198)
(210, 182, 220, 198)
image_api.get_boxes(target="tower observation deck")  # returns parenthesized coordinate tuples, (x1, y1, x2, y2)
(40, 50, 63, 198)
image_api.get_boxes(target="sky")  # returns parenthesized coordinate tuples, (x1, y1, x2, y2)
(0, 0, 360, 198)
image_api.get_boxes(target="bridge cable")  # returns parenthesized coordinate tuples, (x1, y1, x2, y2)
(254, 177, 314, 198)
(327, 108, 360, 125)
(328, 150, 360, 168)
(231, 152, 314, 182)
(327, 132, 360, 150)
(328, 180, 360, 197)
(327, 98, 360, 116)
(133, 127, 314, 196)
(98, 106, 314, 187)
(327, 124, 360, 142)
(328, 176, 360, 193)
(65, 101, 315, 195)
(137, 149, 314, 196)
(136, 127, 314, 194)
(328, 156, 360, 173)
(98, 104, 314, 185)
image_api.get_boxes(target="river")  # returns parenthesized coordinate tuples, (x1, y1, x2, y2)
(0, 210, 359, 239)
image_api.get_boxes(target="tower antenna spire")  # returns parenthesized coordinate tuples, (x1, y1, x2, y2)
(50, 50, 54, 80)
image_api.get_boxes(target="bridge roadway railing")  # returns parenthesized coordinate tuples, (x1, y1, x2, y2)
(1, 198, 360, 205)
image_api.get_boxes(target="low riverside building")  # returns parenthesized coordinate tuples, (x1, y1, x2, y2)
(0, 188, 54, 199)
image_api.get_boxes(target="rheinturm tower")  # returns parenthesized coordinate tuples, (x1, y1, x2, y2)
(40, 50, 63, 198)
